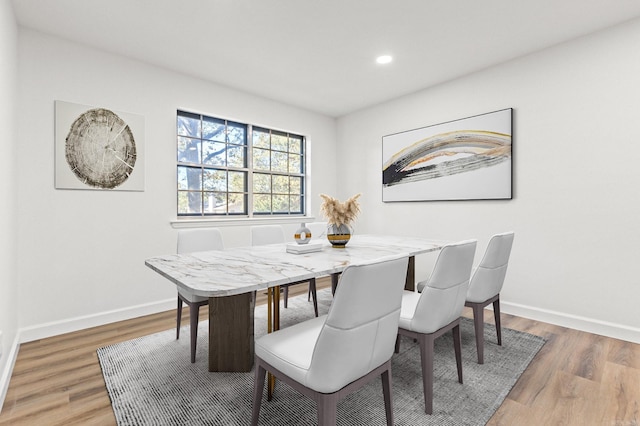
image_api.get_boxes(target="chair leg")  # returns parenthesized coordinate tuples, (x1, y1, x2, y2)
(189, 303, 199, 363)
(316, 392, 338, 426)
(176, 297, 183, 340)
(418, 334, 435, 414)
(331, 273, 339, 295)
(472, 304, 485, 364)
(493, 298, 502, 346)
(452, 324, 463, 384)
(381, 367, 394, 426)
(394, 334, 401, 354)
(283, 286, 289, 308)
(251, 363, 267, 426)
(310, 279, 318, 317)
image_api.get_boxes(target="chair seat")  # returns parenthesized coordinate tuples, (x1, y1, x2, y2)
(255, 315, 326, 388)
(398, 291, 421, 331)
(400, 290, 455, 335)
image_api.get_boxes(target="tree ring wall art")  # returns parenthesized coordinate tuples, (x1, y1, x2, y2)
(382, 108, 512, 202)
(55, 100, 145, 191)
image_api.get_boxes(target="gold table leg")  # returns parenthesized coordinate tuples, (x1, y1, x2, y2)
(267, 285, 280, 401)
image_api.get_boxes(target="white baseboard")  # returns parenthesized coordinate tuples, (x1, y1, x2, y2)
(500, 301, 640, 344)
(19, 298, 176, 344)
(0, 334, 20, 413)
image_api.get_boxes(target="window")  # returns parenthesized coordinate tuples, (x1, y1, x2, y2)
(177, 111, 306, 217)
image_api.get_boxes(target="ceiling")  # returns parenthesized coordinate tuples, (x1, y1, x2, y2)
(11, 0, 640, 117)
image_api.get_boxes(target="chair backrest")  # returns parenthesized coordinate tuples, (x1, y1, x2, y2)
(177, 228, 225, 254)
(410, 240, 477, 334)
(306, 256, 409, 393)
(466, 232, 514, 303)
(250, 225, 285, 246)
(306, 222, 327, 240)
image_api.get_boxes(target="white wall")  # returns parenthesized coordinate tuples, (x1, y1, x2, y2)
(337, 18, 640, 343)
(15, 29, 337, 340)
(0, 0, 18, 408)
(12, 11, 640, 350)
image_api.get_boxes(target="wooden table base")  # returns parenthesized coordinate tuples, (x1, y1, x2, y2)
(208, 292, 255, 372)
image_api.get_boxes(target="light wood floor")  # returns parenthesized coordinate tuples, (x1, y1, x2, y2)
(1, 277, 638, 425)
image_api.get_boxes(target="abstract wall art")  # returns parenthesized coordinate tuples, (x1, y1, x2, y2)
(382, 108, 512, 202)
(55, 100, 145, 191)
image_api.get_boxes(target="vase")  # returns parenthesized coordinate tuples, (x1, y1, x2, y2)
(294, 223, 312, 245)
(327, 224, 351, 248)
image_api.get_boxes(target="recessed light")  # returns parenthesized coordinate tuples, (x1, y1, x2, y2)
(376, 55, 393, 65)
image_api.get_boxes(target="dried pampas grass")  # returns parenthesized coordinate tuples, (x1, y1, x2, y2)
(319, 193, 361, 227)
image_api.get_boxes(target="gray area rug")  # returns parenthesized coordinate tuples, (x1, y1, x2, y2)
(97, 289, 545, 425)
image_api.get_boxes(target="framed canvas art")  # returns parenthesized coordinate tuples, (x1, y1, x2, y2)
(382, 108, 512, 202)
(55, 100, 145, 191)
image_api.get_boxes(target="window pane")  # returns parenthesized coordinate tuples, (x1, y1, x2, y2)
(227, 122, 246, 145)
(254, 194, 271, 213)
(289, 135, 302, 154)
(178, 137, 201, 163)
(227, 146, 245, 168)
(272, 194, 288, 213)
(272, 175, 289, 194)
(288, 153, 301, 174)
(202, 141, 226, 166)
(203, 169, 226, 191)
(177, 191, 190, 214)
(253, 148, 270, 170)
(253, 173, 271, 193)
(290, 176, 301, 194)
(228, 171, 246, 192)
(271, 151, 288, 172)
(253, 128, 270, 149)
(177, 113, 201, 138)
(290, 195, 302, 213)
(178, 166, 202, 190)
(177, 167, 188, 190)
(202, 116, 225, 141)
(203, 192, 226, 214)
(271, 131, 288, 152)
(178, 191, 202, 214)
(228, 193, 246, 214)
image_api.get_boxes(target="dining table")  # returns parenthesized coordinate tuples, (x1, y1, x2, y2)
(145, 233, 446, 375)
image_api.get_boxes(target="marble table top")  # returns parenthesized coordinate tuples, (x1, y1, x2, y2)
(145, 234, 447, 297)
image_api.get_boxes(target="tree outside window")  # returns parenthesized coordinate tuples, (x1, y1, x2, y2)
(177, 111, 306, 217)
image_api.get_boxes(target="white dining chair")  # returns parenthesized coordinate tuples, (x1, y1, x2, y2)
(176, 228, 225, 363)
(396, 239, 477, 414)
(465, 231, 515, 364)
(251, 225, 319, 316)
(251, 255, 409, 426)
